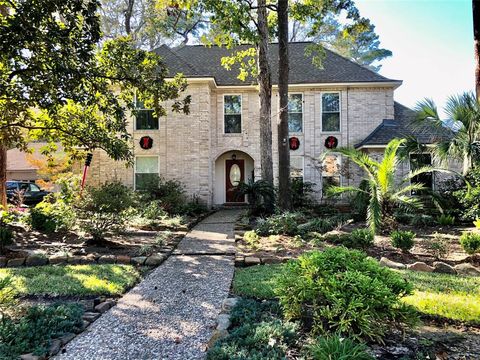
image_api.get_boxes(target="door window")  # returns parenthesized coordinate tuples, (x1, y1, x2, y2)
(229, 164, 241, 186)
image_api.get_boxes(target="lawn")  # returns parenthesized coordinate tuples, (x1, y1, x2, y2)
(233, 264, 480, 325)
(0, 264, 141, 296)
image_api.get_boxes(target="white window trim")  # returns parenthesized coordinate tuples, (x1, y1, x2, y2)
(134, 155, 160, 190)
(133, 92, 159, 131)
(288, 93, 304, 134)
(321, 153, 343, 195)
(408, 153, 435, 193)
(320, 91, 341, 134)
(290, 155, 305, 180)
(223, 94, 243, 134)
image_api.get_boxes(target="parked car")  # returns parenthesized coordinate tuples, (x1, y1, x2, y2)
(6, 181, 50, 206)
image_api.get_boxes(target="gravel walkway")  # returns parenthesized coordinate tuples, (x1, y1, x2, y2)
(55, 209, 243, 360)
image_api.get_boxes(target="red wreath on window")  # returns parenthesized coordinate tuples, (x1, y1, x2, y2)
(139, 136, 153, 150)
(324, 136, 338, 149)
(289, 137, 300, 150)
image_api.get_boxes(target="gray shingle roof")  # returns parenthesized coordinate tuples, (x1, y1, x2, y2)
(154, 42, 400, 86)
(355, 102, 453, 148)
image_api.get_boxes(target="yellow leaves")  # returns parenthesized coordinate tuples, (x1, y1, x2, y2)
(220, 47, 256, 81)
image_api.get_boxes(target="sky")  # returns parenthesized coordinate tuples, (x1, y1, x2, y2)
(355, 0, 475, 117)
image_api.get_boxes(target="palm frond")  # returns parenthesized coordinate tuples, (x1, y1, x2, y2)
(395, 195, 423, 212)
(366, 182, 381, 234)
(413, 98, 443, 130)
(392, 183, 426, 197)
(397, 136, 429, 160)
(325, 185, 364, 198)
(377, 138, 404, 193)
(331, 147, 378, 178)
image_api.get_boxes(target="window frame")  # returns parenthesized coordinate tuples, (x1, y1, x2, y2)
(134, 93, 159, 131)
(321, 91, 341, 134)
(134, 155, 160, 190)
(223, 94, 243, 134)
(287, 93, 304, 134)
(321, 153, 342, 196)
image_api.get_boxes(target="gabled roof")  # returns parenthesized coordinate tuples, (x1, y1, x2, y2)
(355, 102, 453, 148)
(154, 42, 400, 86)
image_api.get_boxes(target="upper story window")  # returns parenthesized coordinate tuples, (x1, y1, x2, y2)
(135, 100, 158, 130)
(288, 94, 303, 133)
(224, 95, 242, 133)
(322, 93, 340, 132)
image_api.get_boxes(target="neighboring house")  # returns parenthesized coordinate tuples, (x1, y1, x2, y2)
(6, 144, 44, 182)
(86, 42, 454, 207)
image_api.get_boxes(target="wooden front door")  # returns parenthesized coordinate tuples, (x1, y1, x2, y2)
(225, 159, 245, 203)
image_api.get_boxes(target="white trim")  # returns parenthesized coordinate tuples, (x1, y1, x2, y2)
(320, 91, 341, 134)
(133, 92, 159, 131)
(223, 94, 243, 134)
(288, 93, 304, 134)
(133, 155, 160, 190)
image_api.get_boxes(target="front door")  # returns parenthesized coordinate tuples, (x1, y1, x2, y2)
(225, 159, 245, 203)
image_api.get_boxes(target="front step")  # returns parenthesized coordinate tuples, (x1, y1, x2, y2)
(217, 203, 250, 210)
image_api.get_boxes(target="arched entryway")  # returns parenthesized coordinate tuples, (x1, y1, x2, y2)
(214, 150, 255, 205)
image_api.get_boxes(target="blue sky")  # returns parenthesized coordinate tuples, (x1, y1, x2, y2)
(356, 0, 475, 117)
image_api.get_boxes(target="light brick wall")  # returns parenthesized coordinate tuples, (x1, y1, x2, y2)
(87, 81, 399, 206)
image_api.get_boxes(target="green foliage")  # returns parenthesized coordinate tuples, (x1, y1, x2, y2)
(298, 215, 347, 235)
(0, 225, 13, 255)
(0, 264, 140, 296)
(305, 336, 373, 360)
(474, 218, 480, 229)
(0, 303, 84, 359)
(206, 299, 299, 360)
(0, 277, 17, 316)
(459, 232, 480, 255)
(425, 233, 452, 260)
(78, 181, 134, 241)
(345, 228, 374, 249)
(325, 139, 439, 234)
(232, 265, 283, 300)
(275, 248, 416, 342)
(243, 230, 261, 249)
(140, 200, 168, 220)
(436, 214, 455, 226)
(255, 212, 305, 236)
(235, 180, 275, 216)
(390, 230, 416, 252)
(290, 178, 315, 209)
(29, 198, 75, 233)
(454, 167, 480, 221)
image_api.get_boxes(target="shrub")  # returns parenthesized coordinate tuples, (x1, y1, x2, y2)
(297, 215, 348, 236)
(275, 248, 416, 342)
(141, 200, 167, 220)
(235, 180, 275, 216)
(0, 303, 83, 359)
(436, 214, 455, 226)
(460, 232, 480, 255)
(474, 218, 480, 229)
(305, 336, 373, 360)
(390, 230, 416, 252)
(179, 196, 208, 216)
(453, 167, 480, 221)
(207, 299, 298, 360)
(425, 233, 452, 260)
(255, 212, 304, 236)
(0, 225, 13, 255)
(344, 228, 374, 249)
(290, 178, 315, 209)
(243, 230, 261, 249)
(137, 175, 187, 215)
(78, 181, 134, 242)
(29, 198, 75, 233)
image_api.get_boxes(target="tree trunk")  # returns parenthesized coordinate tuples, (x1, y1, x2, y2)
(277, 0, 291, 210)
(0, 146, 6, 210)
(257, 0, 274, 211)
(125, 0, 135, 34)
(474, 0, 480, 99)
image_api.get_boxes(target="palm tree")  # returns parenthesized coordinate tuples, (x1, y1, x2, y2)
(235, 179, 275, 215)
(325, 138, 437, 234)
(415, 92, 480, 174)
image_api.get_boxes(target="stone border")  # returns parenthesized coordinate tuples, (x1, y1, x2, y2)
(207, 297, 239, 349)
(379, 257, 480, 276)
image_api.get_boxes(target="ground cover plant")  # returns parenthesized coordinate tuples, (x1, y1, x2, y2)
(0, 303, 84, 359)
(0, 265, 141, 296)
(460, 231, 480, 255)
(390, 230, 416, 252)
(305, 336, 373, 360)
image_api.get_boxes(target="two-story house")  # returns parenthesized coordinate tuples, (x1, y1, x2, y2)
(86, 42, 450, 207)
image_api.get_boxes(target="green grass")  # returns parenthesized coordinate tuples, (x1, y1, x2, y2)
(232, 264, 282, 299)
(232, 264, 480, 324)
(399, 270, 480, 324)
(0, 264, 141, 296)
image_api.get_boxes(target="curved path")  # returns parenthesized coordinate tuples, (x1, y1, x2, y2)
(55, 209, 242, 360)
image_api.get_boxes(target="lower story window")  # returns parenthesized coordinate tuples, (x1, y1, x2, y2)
(290, 156, 304, 179)
(135, 156, 159, 190)
(322, 154, 341, 195)
(410, 153, 433, 194)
